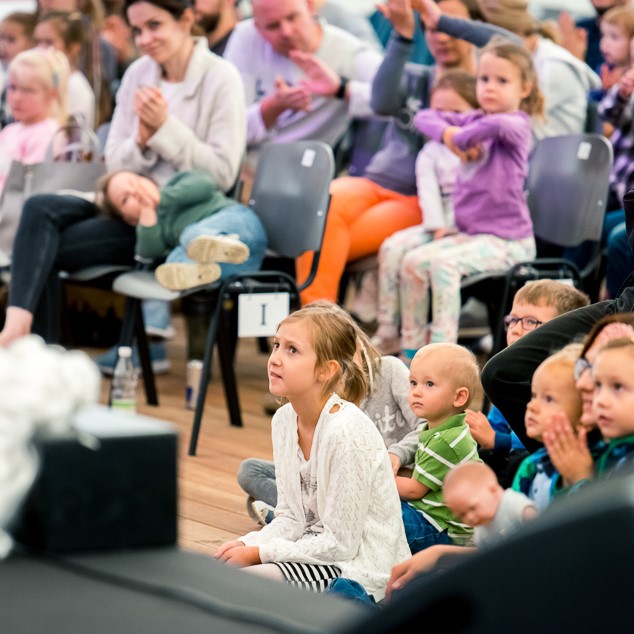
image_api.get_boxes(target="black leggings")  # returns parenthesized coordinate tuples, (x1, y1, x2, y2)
(9, 193, 135, 342)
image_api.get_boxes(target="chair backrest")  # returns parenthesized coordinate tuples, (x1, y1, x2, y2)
(248, 141, 335, 259)
(584, 99, 602, 134)
(526, 133, 613, 248)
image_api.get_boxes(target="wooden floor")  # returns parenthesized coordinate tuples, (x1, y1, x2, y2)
(89, 313, 275, 558)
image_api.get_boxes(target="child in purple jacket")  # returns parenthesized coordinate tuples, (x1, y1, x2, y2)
(397, 38, 543, 357)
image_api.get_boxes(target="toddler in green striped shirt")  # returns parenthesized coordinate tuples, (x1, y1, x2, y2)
(396, 343, 482, 552)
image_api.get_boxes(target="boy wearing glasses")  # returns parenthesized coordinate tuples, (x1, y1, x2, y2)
(466, 280, 590, 485)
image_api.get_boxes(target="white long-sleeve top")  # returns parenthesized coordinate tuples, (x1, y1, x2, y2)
(415, 140, 459, 232)
(239, 393, 410, 601)
(105, 37, 245, 191)
(224, 19, 382, 147)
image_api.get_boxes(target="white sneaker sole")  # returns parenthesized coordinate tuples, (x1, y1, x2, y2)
(155, 262, 221, 291)
(187, 235, 250, 265)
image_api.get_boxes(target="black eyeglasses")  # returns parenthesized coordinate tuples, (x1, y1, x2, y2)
(503, 315, 544, 331)
(574, 357, 592, 382)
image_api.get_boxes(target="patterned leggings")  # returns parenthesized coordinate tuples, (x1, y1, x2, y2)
(399, 233, 536, 349)
(377, 225, 434, 335)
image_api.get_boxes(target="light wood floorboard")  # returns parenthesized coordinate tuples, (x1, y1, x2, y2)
(89, 313, 274, 558)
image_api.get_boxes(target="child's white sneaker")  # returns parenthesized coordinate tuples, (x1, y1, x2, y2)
(251, 500, 274, 527)
(155, 262, 221, 291)
(187, 234, 250, 265)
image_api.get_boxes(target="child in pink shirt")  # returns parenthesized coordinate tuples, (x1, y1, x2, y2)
(0, 47, 69, 193)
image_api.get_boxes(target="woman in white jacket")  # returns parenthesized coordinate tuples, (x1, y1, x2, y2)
(0, 0, 245, 347)
(216, 305, 410, 604)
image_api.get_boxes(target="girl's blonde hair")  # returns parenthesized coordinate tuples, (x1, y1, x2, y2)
(303, 301, 383, 396)
(602, 7, 634, 47)
(8, 48, 69, 124)
(280, 305, 368, 405)
(478, 36, 545, 117)
(432, 69, 479, 109)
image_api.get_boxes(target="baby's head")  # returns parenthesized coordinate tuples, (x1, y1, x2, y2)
(525, 344, 583, 442)
(96, 170, 160, 226)
(592, 337, 634, 441)
(506, 280, 590, 346)
(409, 343, 480, 426)
(443, 462, 502, 527)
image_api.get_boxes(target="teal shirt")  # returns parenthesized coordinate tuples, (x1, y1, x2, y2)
(409, 413, 480, 544)
(135, 171, 233, 260)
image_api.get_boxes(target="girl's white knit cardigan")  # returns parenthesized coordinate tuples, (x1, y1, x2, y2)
(240, 393, 410, 600)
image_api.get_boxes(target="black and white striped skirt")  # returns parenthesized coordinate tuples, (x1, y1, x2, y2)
(273, 561, 341, 592)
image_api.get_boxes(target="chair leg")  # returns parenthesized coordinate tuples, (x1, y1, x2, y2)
(110, 296, 159, 407)
(218, 309, 242, 428)
(134, 306, 159, 406)
(189, 294, 223, 456)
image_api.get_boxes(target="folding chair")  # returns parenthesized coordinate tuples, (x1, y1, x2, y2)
(463, 132, 613, 356)
(188, 140, 335, 454)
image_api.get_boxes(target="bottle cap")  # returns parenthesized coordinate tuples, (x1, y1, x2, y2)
(118, 346, 133, 358)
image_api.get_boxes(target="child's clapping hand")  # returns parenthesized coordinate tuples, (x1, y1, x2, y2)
(543, 413, 594, 487)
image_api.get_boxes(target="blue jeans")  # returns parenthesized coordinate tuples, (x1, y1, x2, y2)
(401, 500, 451, 554)
(236, 458, 277, 507)
(326, 578, 379, 609)
(166, 205, 267, 276)
(148, 204, 267, 335)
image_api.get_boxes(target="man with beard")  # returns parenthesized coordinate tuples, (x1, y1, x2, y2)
(194, 0, 240, 56)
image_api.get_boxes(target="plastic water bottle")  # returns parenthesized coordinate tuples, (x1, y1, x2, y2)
(111, 346, 138, 412)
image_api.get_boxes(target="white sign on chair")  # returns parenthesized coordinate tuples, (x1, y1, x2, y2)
(238, 292, 291, 337)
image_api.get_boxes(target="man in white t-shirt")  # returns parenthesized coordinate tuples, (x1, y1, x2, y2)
(224, 0, 383, 149)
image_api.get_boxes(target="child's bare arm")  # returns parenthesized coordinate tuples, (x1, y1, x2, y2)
(387, 544, 475, 598)
(465, 409, 496, 449)
(396, 475, 429, 500)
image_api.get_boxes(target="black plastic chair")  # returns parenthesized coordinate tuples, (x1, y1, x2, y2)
(188, 140, 335, 454)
